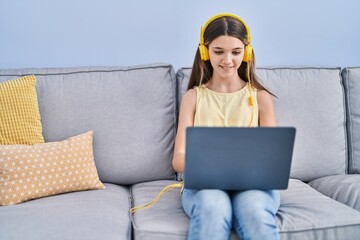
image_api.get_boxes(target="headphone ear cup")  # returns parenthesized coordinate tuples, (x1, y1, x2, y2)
(199, 44, 210, 61)
(243, 45, 252, 62)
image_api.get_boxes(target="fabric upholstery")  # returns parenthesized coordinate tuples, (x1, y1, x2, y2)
(342, 67, 360, 173)
(131, 179, 360, 240)
(0, 183, 131, 240)
(0, 75, 44, 145)
(278, 179, 360, 239)
(131, 180, 189, 240)
(309, 174, 360, 211)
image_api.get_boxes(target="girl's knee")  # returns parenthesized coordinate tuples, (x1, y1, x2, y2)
(194, 189, 232, 217)
(232, 190, 280, 216)
(232, 190, 280, 239)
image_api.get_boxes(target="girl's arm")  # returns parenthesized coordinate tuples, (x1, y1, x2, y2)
(257, 90, 277, 127)
(172, 89, 197, 173)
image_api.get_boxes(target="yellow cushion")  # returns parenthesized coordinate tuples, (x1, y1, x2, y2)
(0, 131, 105, 205)
(0, 75, 44, 145)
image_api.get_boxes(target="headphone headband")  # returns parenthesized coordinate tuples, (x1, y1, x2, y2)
(199, 13, 251, 45)
(199, 13, 252, 62)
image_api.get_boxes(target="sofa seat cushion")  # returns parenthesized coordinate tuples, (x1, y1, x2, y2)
(131, 179, 360, 240)
(309, 174, 360, 211)
(0, 183, 131, 240)
(131, 180, 189, 239)
(278, 179, 360, 239)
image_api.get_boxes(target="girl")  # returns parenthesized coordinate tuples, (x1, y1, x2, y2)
(172, 13, 280, 240)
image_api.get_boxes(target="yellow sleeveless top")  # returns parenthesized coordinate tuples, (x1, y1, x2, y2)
(194, 84, 258, 127)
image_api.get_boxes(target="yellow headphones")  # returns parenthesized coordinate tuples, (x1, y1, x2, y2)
(199, 13, 252, 62)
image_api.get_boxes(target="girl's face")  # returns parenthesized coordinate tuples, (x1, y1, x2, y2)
(208, 35, 245, 81)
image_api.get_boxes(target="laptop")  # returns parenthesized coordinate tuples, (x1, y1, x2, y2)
(184, 127, 296, 190)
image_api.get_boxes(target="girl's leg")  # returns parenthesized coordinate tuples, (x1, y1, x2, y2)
(231, 190, 280, 240)
(182, 188, 232, 240)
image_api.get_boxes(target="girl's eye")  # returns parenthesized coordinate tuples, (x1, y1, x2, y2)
(214, 51, 223, 55)
(233, 51, 241, 55)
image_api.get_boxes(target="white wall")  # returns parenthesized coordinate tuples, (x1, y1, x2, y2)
(0, 0, 359, 70)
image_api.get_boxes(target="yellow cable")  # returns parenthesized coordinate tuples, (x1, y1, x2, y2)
(247, 63, 255, 127)
(130, 181, 184, 213)
(248, 101, 254, 127)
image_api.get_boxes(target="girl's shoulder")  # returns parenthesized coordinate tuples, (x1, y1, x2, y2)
(181, 88, 197, 105)
(182, 88, 197, 100)
(179, 88, 197, 113)
(257, 89, 275, 109)
(257, 89, 272, 100)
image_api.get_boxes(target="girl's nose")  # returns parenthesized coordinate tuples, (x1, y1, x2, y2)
(223, 54, 232, 64)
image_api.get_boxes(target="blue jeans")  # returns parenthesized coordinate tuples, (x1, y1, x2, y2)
(182, 188, 280, 240)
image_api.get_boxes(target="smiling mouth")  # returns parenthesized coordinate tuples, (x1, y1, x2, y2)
(220, 65, 233, 71)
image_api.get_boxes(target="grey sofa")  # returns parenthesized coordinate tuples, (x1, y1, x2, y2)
(0, 64, 360, 240)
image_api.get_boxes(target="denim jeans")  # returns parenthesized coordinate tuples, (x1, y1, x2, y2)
(182, 188, 280, 240)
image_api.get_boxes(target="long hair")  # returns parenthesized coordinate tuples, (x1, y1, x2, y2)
(188, 16, 272, 95)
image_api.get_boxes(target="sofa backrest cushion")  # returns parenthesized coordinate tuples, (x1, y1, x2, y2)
(342, 67, 360, 174)
(177, 67, 347, 182)
(0, 64, 177, 185)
